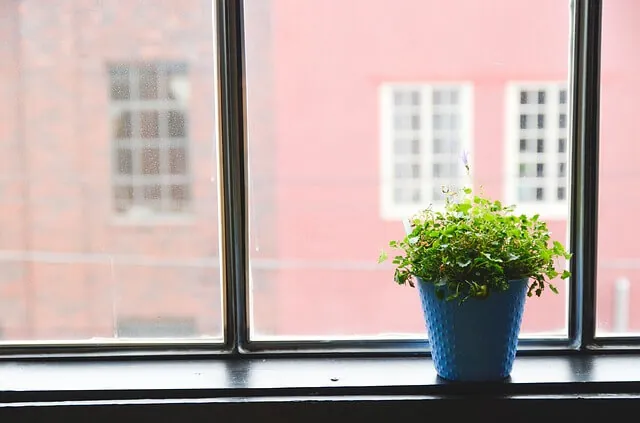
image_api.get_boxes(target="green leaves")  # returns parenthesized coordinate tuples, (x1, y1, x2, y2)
(380, 182, 572, 303)
(456, 202, 473, 214)
(377, 250, 388, 264)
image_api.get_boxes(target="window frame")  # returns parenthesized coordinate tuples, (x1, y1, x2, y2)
(0, 0, 634, 361)
(4, 0, 640, 416)
(216, 0, 620, 354)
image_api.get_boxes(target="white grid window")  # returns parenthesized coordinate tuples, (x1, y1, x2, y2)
(506, 83, 569, 218)
(110, 62, 191, 216)
(380, 84, 472, 220)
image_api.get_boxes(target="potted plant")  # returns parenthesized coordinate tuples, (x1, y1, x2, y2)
(379, 156, 571, 382)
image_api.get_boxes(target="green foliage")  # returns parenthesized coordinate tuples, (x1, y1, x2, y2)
(379, 184, 572, 304)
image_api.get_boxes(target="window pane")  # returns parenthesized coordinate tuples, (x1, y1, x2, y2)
(245, 0, 570, 339)
(110, 65, 130, 100)
(169, 147, 187, 174)
(169, 184, 190, 212)
(117, 148, 133, 174)
(142, 148, 160, 175)
(143, 184, 162, 211)
(165, 63, 189, 100)
(114, 185, 134, 213)
(140, 111, 159, 139)
(597, 1, 640, 336)
(138, 64, 159, 100)
(0, 1, 221, 341)
(113, 111, 132, 139)
(168, 110, 187, 137)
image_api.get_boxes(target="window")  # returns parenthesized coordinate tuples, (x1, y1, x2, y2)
(245, 0, 569, 340)
(0, 0, 635, 389)
(596, 0, 640, 336)
(0, 0, 636, 418)
(0, 0, 222, 343)
(380, 84, 472, 220)
(506, 83, 569, 218)
(110, 62, 191, 216)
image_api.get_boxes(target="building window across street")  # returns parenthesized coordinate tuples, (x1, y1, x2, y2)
(110, 62, 191, 217)
(380, 83, 472, 220)
(506, 83, 569, 218)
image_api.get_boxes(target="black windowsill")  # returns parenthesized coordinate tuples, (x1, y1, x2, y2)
(0, 354, 638, 405)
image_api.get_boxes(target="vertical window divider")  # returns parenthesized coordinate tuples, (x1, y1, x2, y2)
(216, 0, 250, 353)
(568, 0, 602, 349)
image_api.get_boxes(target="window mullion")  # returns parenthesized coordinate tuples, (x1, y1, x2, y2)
(568, 0, 602, 349)
(216, 0, 249, 353)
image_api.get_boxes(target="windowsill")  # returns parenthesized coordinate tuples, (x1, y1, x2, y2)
(0, 354, 638, 404)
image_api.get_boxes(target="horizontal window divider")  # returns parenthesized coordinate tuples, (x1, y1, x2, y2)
(0, 338, 602, 361)
(587, 338, 640, 349)
(0, 343, 230, 360)
(238, 338, 576, 355)
(1, 339, 640, 362)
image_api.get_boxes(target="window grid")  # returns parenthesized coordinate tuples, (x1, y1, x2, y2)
(381, 84, 471, 220)
(507, 83, 569, 218)
(110, 63, 191, 216)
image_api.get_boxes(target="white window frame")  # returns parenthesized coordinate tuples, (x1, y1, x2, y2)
(379, 83, 473, 221)
(504, 82, 570, 219)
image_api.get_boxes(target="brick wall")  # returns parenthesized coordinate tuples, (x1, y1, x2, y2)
(0, 0, 226, 339)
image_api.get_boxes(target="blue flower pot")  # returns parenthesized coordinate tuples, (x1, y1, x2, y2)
(416, 278, 528, 382)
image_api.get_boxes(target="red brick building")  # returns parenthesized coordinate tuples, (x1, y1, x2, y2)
(0, 0, 221, 340)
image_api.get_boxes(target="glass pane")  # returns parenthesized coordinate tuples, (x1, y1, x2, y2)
(114, 185, 134, 213)
(140, 111, 159, 139)
(166, 65, 190, 102)
(168, 110, 187, 137)
(117, 148, 133, 174)
(169, 184, 190, 212)
(596, 0, 640, 336)
(138, 64, 159, 100)
(169, 147, 187, 174)
(0, 1, 221, 341)
(113, 111, 132, 139)
(245, 0, 570, 339)
(110, 65, 130, 100)
(142, 148, 161, 175)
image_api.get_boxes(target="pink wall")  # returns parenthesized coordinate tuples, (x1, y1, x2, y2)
(271, 0, 568, 259)
(596, 0, 640, 332)
(248, 0, 640, 336)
